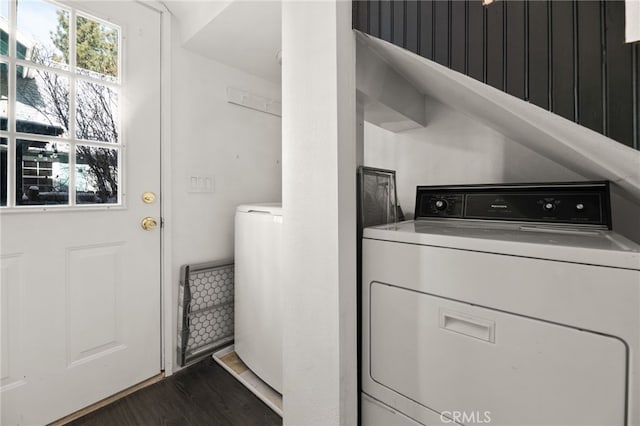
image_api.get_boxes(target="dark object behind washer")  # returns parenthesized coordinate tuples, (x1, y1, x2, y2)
(358, 166, 402, 229)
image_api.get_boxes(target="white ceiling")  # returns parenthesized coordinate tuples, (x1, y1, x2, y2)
(164, 1, 282, 84)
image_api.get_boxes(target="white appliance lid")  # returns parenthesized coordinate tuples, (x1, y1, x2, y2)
(364, 219, 640, 270)
(236, 202, 282, 215)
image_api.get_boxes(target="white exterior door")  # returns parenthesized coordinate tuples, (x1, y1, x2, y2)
(0, 1, 162, 424)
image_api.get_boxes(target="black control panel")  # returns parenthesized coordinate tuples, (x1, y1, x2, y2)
(414, 181, 611, 229)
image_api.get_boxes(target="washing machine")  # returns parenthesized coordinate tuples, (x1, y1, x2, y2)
(235, 203, 283, 393)
(361, 182, 640, 426)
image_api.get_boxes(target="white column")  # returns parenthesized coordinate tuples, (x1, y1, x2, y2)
(281, 1, 357, 425)
(626, 0, 640, 43)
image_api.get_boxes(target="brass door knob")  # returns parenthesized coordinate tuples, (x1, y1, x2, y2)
(141, 217, 158, 231)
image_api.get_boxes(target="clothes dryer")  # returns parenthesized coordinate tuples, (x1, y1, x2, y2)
(362, 182, 640, 426)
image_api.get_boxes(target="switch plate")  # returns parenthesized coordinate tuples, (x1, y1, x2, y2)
(188, 175, 215, 193)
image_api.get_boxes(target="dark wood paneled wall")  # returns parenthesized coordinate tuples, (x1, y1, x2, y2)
(353, 0, 640, 151)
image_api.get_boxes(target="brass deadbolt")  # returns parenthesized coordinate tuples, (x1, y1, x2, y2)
(142, 192, 156, 204)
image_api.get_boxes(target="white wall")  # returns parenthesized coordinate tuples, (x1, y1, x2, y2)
(610, 188, 640, 243)
(364, 101, 585, 217)
(169, 15, 282, 371)
(364, 100, 640, 243)
(281, 1, 357, 424)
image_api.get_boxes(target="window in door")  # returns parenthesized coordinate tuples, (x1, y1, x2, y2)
(0, 0, 121, 208)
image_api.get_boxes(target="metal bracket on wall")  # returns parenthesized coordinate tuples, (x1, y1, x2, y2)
(226, 87, 282, 117)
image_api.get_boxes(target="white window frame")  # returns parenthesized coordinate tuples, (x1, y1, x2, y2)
(0, 0, 123, 212)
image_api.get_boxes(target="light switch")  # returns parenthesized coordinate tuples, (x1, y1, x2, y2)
(188, 175, 215, 193)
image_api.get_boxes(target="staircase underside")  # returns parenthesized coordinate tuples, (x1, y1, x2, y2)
(356, 33, 640, 201)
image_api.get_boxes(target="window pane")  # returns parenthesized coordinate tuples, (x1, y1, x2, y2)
(1, 0, 8, 57)
(76, 80, 118, 143)
(16, 139, 69, 205)
(76, 15, 118, 80)
(76, 145, 118, 204)
(1, 137, 6, 206)
(17, 68, 68, 137)
(1, 60, 7, 130)
(16, 0, 69, 67)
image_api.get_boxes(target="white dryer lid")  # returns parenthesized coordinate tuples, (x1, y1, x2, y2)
(364, 219, 640, 270)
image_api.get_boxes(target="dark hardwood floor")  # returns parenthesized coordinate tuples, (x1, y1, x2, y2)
(69, 358, 282, 426)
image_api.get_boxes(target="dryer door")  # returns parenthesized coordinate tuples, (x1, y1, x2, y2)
(367, 282, 627, 426)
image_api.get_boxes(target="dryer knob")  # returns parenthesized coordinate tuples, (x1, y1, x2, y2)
(434, 199, 448, 211)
